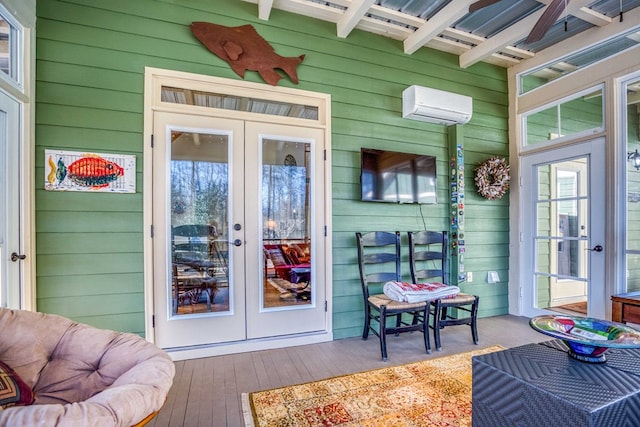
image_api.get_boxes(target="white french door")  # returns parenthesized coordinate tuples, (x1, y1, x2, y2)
(521, 138, 606, 319)
(152, 111, 326, 349)
(0, 91, 20, 308)
(244, 121, 326, 338)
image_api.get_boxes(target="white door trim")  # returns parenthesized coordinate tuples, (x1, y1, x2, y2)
(519, 138, 607, 319)
(143, 68, 333, 358)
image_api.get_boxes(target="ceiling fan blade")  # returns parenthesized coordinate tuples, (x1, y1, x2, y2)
(468, 0, 502, 13)
(525, 0, 570, 44)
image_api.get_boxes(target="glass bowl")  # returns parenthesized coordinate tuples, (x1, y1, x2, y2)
(529, 315, 640, 363)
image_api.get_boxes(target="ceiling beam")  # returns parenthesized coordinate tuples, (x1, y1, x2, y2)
(628, 92, 640, 105)
(459, 11, 543, 68)
(573, 6, 611, 26)
(403, 0, 475, 54)
(533, 0, 612, 26)
(459, 0, 593, 68)
(337, 0, 375, 38)
(258, 0, 274, 20)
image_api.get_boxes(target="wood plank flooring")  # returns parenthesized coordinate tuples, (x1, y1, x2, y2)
(149, 314, 546, 427)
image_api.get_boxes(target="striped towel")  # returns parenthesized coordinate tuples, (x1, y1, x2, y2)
(383, 281, 460, 303)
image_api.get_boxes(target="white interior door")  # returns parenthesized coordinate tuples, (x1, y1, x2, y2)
(152, 112, 326, 349)
(521, 138, 606, 318)
(0, 91, 20, 308)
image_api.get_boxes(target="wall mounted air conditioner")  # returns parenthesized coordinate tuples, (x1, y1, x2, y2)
(402, 85, 473, 125)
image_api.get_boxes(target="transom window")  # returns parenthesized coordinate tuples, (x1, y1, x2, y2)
(522, 86, 604, 148)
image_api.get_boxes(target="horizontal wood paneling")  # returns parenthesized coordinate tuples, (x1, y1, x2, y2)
(36, 0, 509, 338)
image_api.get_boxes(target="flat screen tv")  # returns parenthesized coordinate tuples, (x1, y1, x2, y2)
(360, 148, 437, 204)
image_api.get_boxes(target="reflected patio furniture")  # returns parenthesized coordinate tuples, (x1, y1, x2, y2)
(263, 243, 310, 281)
(172, 224, 227, 277)
(172, 263, 218, 313)
(289, 267, 311, 300)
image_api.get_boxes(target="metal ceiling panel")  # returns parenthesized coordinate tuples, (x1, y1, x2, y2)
(589, 0, 640, 17)
(376, 0, 450, 19)
(515, 17, 594, 51)
(453, 0, 542, 38)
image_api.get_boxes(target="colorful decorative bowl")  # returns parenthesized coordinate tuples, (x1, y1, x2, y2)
(530, 315, 640, 363)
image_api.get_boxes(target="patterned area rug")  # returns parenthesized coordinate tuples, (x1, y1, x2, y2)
(242, 345, 504, 427)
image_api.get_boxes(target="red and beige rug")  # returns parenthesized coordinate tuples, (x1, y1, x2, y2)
(241, 345, 504, 427)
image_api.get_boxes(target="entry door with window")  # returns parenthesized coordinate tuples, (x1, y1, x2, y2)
(521, 139, 606, 319)
(0, 92, 20, 308)
(152, 112, 326, 349)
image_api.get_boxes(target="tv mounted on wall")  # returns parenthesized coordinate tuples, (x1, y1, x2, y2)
(360, 148, 437, 204)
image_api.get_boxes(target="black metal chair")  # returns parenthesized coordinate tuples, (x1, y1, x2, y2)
(408, 230, 479, 351)
(356, 231, 431, 361)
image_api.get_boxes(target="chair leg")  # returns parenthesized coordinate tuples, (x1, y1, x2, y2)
(433, 300, 443, 351)
(440, 305, 448, 326)
(362, 303, 371, 340)
(380, 305, 388, 361)
(422, 305, 431, 354)
(471, 296, 479, 344)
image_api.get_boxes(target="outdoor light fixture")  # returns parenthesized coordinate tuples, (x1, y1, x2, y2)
(628, 149, 640, 170)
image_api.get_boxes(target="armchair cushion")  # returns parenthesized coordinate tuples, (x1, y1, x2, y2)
(0, 308, 175, 426)
(0, 360, 33, 409)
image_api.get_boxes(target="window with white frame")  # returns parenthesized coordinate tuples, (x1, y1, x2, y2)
(0, 5, 22, 88)
(522, 86, 604, 148)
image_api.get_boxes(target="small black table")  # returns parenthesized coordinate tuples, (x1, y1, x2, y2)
(472, 340, 640, 427)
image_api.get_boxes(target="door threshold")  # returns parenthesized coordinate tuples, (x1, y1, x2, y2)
(164, 331, 333, 361)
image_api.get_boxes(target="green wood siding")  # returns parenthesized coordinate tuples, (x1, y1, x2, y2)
(35, 0, 509, 338)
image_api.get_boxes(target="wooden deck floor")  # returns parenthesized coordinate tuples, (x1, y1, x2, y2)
(149, 314, 546, 427)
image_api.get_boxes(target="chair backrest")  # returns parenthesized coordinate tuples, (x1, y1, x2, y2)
(408, 230, 448, 284)
(172, 224, 216, 260)
(355, 231, 401, 300)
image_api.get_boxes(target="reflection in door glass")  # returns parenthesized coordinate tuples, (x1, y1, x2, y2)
(170, 131, 230, 316)
(0, 110, 5, 306)
(625, 77, 640, 293)
(262, 139, 312, 309)
(535, 159, 589, 315)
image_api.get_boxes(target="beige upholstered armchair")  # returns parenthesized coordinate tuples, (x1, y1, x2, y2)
(0, 308, 174, 426)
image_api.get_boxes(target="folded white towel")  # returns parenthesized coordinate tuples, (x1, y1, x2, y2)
(383, 281, 460, 303)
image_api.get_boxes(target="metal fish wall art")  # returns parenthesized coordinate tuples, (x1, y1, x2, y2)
(190, 22, 305, 86)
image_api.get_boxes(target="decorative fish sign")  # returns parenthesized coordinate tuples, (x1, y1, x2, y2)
(47, 154, 124, 189)
(190, 22, 305, 86)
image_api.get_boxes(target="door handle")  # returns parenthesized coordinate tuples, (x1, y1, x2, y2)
(586, 245, 603, 252)
(233, 239, 243, 247)
(10, 252, 26, 262)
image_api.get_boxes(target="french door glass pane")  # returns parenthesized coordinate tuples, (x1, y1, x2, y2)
(261, 138, 312, 309)
(626, 77, 640, 293)
(535, 157, 589, 310)
(0, 110, 5, 306)
(170, 131, 230, 316)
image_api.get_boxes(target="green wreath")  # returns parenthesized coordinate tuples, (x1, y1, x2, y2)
(474, 157, 510, 200)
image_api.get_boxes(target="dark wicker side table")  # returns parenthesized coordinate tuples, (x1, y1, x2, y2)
(472, 340, 640, 427)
